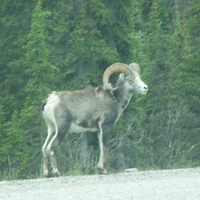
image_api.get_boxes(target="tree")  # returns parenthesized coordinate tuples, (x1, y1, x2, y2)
(20, 0, 58, 177)
(0, 0, 58, 179)
(0, 1, 35, 120)
(174, 0, 200, 164)
(1, 0, 200, 179)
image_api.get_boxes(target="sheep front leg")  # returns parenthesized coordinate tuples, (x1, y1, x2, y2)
(97, 122, 108, 174)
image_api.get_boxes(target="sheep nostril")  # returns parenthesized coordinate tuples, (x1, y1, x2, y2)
(144, 86, 148, 90)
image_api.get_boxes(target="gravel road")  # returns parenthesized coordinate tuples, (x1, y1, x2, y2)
(0, 168, 200, 200)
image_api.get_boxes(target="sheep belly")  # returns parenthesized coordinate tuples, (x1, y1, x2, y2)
(69, 123, 99, 133)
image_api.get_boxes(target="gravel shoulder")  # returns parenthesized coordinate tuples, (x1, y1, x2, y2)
(1, 168, 200, 200)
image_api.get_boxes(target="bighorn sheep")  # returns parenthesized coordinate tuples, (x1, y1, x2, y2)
(42, 63, 148, 177)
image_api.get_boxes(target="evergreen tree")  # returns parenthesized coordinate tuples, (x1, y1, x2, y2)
(0, 1, 35, 120)
(0, 0, 35, 179)
(1, 0, 200, 179)
(174, 0, 200, 165)
(20, 0, 58, 177)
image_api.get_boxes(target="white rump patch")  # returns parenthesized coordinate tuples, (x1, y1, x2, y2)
(42, 92, 60, 126)
(46, 91, 59, 104)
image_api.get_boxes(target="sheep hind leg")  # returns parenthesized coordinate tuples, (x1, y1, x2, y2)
(42, 127, 54, 177)
(46, 125, 69, 177)
(46, 137, 62, 177)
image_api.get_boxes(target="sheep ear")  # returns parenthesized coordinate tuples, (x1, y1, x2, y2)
(119, 74, 125, 82)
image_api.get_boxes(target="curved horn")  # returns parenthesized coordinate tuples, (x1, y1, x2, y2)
(102, 63, 133, 90)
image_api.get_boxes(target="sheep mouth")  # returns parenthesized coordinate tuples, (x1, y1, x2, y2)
(139, 90, 148, 95)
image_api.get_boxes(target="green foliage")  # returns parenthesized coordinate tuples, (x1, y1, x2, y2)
(1, 0, 200, 180)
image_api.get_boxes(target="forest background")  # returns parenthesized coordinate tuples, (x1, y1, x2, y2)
(0, 0, 200, 180)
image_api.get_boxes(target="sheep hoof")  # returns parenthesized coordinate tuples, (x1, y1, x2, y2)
(97, 167, 108, 174)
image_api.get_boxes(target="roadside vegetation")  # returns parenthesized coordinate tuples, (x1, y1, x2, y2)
(0, 0, 200, 180)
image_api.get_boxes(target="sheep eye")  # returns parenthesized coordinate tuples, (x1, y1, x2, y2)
(129, 79, 134, 83)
